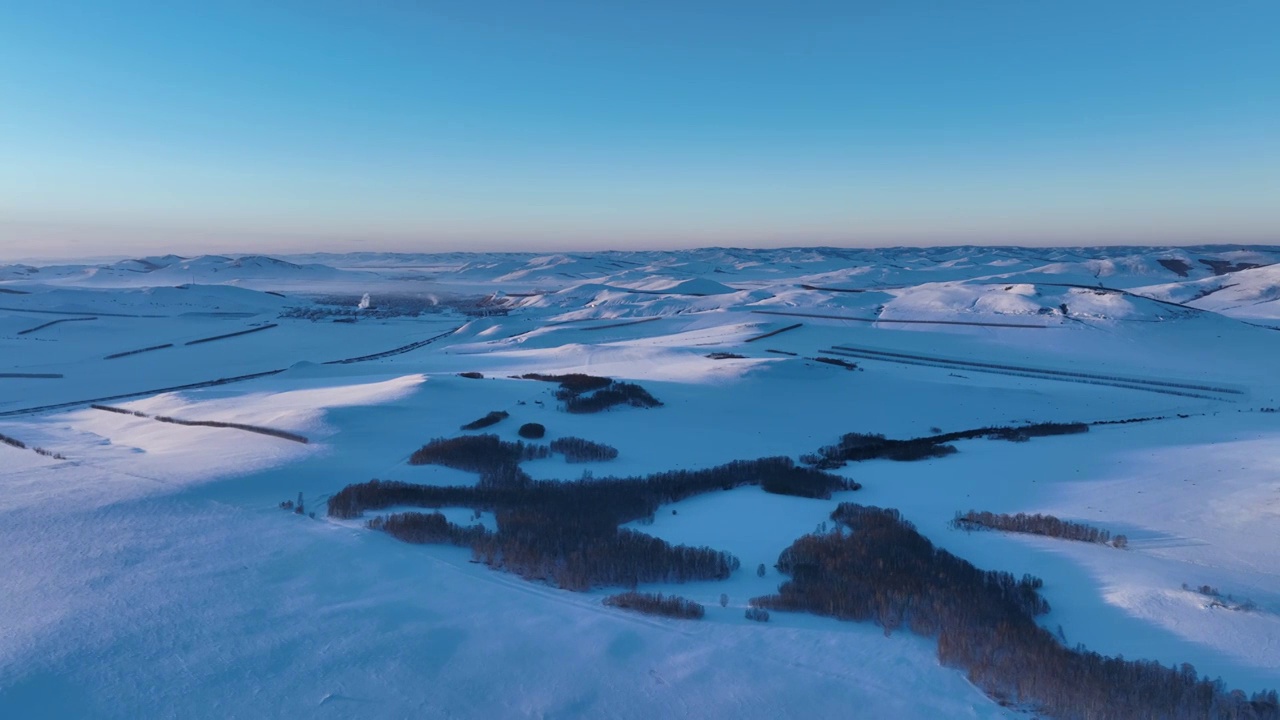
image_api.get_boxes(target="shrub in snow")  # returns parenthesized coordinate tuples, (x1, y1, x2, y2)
(603, 592, 705, 620)
(461, 411, 508, 431)
(517, 423, 546, 439)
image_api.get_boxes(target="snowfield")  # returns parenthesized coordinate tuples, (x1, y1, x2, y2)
(2, 246, 1278, 718)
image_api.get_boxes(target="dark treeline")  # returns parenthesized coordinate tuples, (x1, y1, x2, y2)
(332, 456, 856, 520)
(461, 410, 508, 430)
(458, 371, 484, 379)
(103, 343, 174, 359)
(150, 415, 309, 444)
(953, 510, 1128, 548)
(550, 436, 619, 462)
(812, 356, 858, 370)
(184, 323, 278, 346)
(90, 404, 308, 443)
(603, 591, 705, 620)
(743, 322, 803, 343)
(367, 511, 489, 547)
(0, 432, 26, 449)
(753, 504, 1280, 720)
(353, 482, 740, 590)
(407, 434, 549, 484)
(520, 372, 613, 394)
(803, 422, 1089, 469)
(0, 432, 65, 459)
(92, 404, 146, 416)
(331, 457, 855, 590)
(1091, 415, 1169, 426)
(564, 382, 663, 413)
(474, 523, 736, 590)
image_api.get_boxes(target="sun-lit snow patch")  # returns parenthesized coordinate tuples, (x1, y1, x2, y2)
(3, 374, 427, 506)
(119, 373, 426, 435)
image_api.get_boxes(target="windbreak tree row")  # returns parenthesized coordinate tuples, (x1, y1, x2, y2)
(331, 457, 857, 591)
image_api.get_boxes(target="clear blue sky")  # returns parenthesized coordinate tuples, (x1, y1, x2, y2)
(2, 1, 1277, 258)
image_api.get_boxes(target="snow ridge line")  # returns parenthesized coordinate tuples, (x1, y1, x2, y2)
(750, 309, 1052, 329)
(824, 349, 1224, 400)
(828, 345, 1241, 395)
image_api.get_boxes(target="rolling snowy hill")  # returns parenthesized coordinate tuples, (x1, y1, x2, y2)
(1, 246, 1278, 719)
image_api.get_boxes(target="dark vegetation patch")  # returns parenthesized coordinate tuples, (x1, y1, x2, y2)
(520, 373, 613, 394)
(1157, 258, 1192, 277)
(743, 322, 802, 343)
(706, 352, 746, 360)
(0, 433, 26, 450)
(460, 410, 508, 431)
(407, 434, 549, 484)
(520, 373, 663, 413)
(18, 317, 97, 335)
(744, 606, 770, 622)
(330, 457, 855, 590)
(90, 404, 308, 443)
(92, 404, 145, 416)
(264, 291, 286, 298)
(1091, 415, 1170, 426)
(766, 349, 798, 356)
(1200, 258, 1265, 275)
(812, 356, 858, 370)
(752, 504, 1279, 720)
(0, 288, 30, 294)
(368, 512, 489, 547)
(603, 592, 705, 620)
(104, 343, 173, 360)
(549, 437, 618, 462)
(152, 416, 308, 443)
(801, 423, 1089, 470)
(518, 422, 546, 439)
(184, 323, 278, 346)
(952, 511, 1127, 548)
(458, 371, 484, 379)
(564, 383, 662, 413)
(1182, 583, 1259, 613)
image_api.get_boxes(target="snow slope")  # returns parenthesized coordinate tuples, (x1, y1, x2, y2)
(2, 245, 1279, 718)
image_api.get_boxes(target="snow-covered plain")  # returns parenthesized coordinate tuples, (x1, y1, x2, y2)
(2, 246, 1279, 718)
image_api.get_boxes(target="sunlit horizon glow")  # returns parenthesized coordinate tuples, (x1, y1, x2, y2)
(2, 1, 1278, 260)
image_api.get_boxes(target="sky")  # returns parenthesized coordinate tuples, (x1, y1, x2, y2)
(1, 0, 1278, 259)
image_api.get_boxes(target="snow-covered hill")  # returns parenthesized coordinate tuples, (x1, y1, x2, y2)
(1, 245, 1278, 719)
